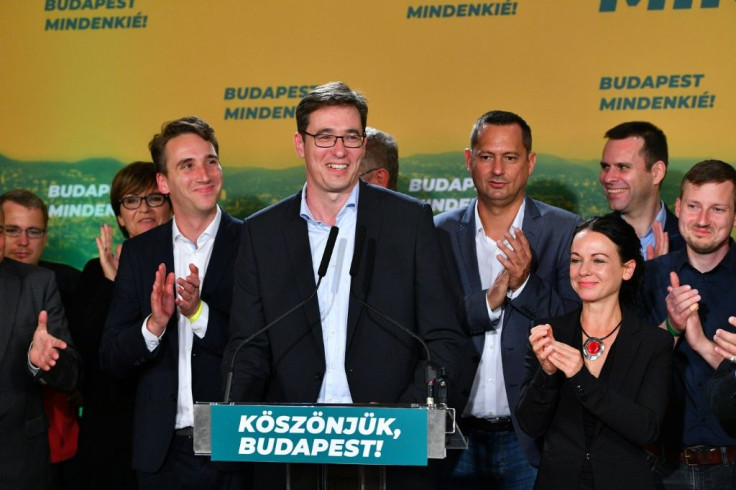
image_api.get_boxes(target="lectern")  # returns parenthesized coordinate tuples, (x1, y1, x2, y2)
(193, 402, 465, 489)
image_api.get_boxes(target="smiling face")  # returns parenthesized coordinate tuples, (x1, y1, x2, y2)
(156, 132, 223, 220)
(1, 201, 47, 265)
(294, 105, 365, 200)
(570, 229, 635, 305)
(676, 180, 736, 257)
(466, 123, 535, 210)
(600, 136, 664, 216)
(116, 186, 172, 238)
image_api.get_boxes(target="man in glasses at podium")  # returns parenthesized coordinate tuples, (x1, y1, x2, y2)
(225, 81, 474, 489)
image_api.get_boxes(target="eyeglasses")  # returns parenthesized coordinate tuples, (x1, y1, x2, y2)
(119, 193, 168, 210)
(359, 168, 379, 178)
(2, 225, 46, 239)
(302, 131, 365, 149)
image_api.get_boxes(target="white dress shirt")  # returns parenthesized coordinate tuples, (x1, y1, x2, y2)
(464, 200, 526, 419)
(300, 184, 358, 404)
(141, 206, 221, 429)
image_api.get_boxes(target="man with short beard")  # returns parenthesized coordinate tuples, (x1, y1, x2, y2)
(640, 160, 736, 489)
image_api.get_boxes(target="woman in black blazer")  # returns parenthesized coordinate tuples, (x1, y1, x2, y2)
(69, 162, 172, 490)
(516, 214, 673, 489)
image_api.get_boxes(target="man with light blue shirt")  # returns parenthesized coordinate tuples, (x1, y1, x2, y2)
(600, 121, 684, 259)
(435, 110, 581, 489)
(225, 82, 474, 489)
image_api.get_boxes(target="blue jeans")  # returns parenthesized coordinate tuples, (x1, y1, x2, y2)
(441, 428, 537, 489)
(652, 458, 736, 490)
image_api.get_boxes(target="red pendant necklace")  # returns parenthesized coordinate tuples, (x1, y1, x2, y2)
(581, 320, 622, 361)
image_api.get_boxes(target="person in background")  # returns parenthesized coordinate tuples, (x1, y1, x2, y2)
(0, 189, 82, 489)
(599, 121, 684, 260)
(358, 127, 399, 191)
(100, 117, 246, 489)
(0, 203, 81, 489)
(516, 214, 672, 489)
(69, 162, 172, 489)
(641, 160, 736, 489)
(707, 321, 736, 438)
(434, 110, 581, 489)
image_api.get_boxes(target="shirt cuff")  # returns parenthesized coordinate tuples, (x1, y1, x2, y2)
(508, 275, 530, 300)
(188, 301, 209, 339)
(485, 297, 503, 324)
(27, 342, 40, 376)
(142, 315, 164, 352)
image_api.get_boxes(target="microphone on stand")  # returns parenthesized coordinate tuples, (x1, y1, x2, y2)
(223, 226, 339, 403)
(348, 226, 446, 406)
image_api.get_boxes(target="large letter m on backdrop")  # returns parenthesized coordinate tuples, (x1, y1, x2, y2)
(600, 0, 719, 11)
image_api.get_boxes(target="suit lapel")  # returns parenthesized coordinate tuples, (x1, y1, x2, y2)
(600, 316, 640, 396)
(592, 313, 641, 440)
(155, 222, 178, 349)
(346, 182, 383, 350)
(201, 211, 236, 298)
(519, 196, 540, 274)
(0, 260, 21, 367)
(281, 193, 324, 351)
(456, 199, 481, 293)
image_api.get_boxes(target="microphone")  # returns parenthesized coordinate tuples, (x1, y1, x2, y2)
(318, 226, 339, 277)
(348, 228, 445, 406)
(223, 226, 339, 403)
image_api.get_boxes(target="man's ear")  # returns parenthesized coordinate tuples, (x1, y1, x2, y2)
(651, 160, 666, 187)
(157, 172, 170, 195)
(294, 132, 305, 158)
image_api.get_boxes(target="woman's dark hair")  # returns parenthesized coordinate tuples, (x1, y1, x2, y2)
(110, 161, 166, 239)
(573, 213, 644, 307)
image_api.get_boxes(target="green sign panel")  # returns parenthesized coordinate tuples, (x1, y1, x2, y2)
(211, 404, 428, 466)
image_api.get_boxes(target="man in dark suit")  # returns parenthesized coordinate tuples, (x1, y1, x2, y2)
(599, 121, 684, 260)
(0, 189, 83, 487)
(100, 116, 244, 488)
(224, 82, 474, 489)
(434, 110, 581, 489)
(0, 189, 81, 310)
(358, 127, 399, 191)
(0, 204, 80, 489)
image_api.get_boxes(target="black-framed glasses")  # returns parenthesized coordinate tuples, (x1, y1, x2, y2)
(359, 168, 379, 178)
(2, 225, 46, 239)
(302, 131, 365, 148)
(119, 193, 168, 210)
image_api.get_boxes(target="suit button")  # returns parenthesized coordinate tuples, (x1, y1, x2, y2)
(586, 452, 591, 460)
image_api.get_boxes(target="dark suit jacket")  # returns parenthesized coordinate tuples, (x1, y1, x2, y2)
(39, 260, 81, 313)
(707, 360, 736, 438)
(663, 204, 685, 254)
(0, 258, 80, 489)
(225, 182, 474, 410)
(68, 258, 137, 488)
(100, 210, 242, 473)
(515, 308, 672, 489)
(434, 196, 581, 466)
